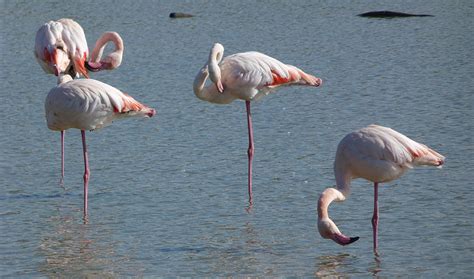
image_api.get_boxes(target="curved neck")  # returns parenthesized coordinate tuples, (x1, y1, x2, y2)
(318, 171, 352, 219)
(90, 32, 124, 65)
(317, 187, 347, 219)
(193, 64, 235, 104)
(57, 73, 73, 84)
(208, 44, 223, 84)
(193, 65, 210, 99)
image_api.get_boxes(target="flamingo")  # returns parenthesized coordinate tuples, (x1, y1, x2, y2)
(193, 43, 322, 205)
(45, 74, 156, 216)
(35, 19, 124, 78)
(317, 124, 445, 252)
(35, 18, 89, 78)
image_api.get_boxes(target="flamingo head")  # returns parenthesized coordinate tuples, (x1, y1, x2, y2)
(208, 43, 224, 93)
(85, 53, 122, 72)
(43, 45, 70, 76)
(318, 217, 359, 246)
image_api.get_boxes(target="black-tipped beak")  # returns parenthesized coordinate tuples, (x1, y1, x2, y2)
(349, 237, 360, 244)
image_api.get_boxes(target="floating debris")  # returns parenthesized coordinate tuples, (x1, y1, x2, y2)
(169, 12, 194, 19)
(358, 11, 433, 18)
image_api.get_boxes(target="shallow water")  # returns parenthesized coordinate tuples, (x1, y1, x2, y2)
(1, 0, 473, 277)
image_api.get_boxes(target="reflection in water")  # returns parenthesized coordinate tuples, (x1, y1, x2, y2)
(193, 221, 274, 276)
(37, 206, 140, 277)
(370, 254, 382, 277)
(315, 253, 383, 278)
(315, 253, 355, 278)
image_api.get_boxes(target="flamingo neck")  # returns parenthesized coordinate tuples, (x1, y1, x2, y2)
(317, 187, 347, 219)
(193, 65, 210, 99)
(57, 73, 73, 84)
(90, 32, 123, 68)
(208, 44, 223, 84)
(317, 171, 352, 219)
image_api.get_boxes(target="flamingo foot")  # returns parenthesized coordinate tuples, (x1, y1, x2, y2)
(332, 233, 359, 246)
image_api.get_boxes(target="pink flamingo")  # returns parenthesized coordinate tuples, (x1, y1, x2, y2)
(317, 125, 445, 252)
(35, 19, 124, 78)
(45, 74, 156, 216)
(193, 43, 322, 205)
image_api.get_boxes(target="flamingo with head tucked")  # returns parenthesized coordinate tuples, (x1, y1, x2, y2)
(317, 124, 445, 252)
(45, 74, 156, 217)
(193, 43, 322, 205)
(35, 18, 89, 78)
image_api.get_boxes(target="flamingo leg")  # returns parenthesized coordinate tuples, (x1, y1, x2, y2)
(60, 130, 65, 186)
(372, 182, 379, 252)
(81, 130, 90, 217)
(246, 101, 254, 205)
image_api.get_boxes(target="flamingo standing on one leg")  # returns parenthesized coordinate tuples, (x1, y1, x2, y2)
(193, 43, 322, 205)
(317, 124, 445, 252)
(45, 74, 156, 217)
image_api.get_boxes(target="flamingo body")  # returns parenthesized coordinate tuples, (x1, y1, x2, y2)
(46, 77, 154, 131)
(194, 43, 322, 204)
(317, 125, 445, 252)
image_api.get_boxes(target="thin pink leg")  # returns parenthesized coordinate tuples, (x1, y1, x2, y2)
(60, 130, 65, 185)
(246, 101, 254, 205)
(81, 130, 90, 217)
(372, 182, 379, 252)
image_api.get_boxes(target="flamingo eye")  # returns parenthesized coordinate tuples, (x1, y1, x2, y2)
(57, 45, 64, 50)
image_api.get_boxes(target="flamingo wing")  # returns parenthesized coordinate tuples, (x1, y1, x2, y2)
(365, 125, 445, 167)
(344, 125, 444, 171)
(220, 51, 321, 91)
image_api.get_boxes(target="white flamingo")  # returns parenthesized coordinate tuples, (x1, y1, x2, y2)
(35, 19, 124, 78)
(317, 124, 445, 252)
(193, 43, 322, 205)
(45, 74, 156, 216)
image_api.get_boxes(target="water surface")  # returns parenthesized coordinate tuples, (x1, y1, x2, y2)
(1, 0, 473, 277)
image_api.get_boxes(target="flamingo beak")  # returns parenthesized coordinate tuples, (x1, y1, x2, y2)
(51, 49, 60, 76)
(331, 233, 359, 246)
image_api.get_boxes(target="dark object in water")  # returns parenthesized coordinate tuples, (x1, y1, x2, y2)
(358, 11, 433, 18)
(169, 12, 194, 18)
